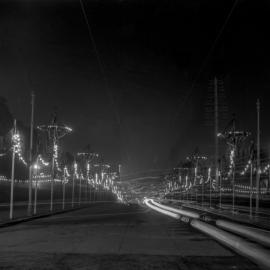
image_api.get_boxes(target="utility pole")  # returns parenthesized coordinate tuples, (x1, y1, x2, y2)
(256, 99, 260, 213)
(214, 77, 219, 187)
(28, 92, 35, 216)
(10, 119, 16, 220)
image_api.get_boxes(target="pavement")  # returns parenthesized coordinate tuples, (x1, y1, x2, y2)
(0, 202, 259, 269)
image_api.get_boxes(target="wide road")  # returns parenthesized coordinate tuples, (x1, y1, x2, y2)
(0, 202, 259, 269)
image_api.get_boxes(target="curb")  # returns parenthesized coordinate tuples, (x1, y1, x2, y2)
(0, 205, 91, 228)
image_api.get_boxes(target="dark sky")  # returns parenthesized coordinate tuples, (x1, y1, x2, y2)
(1, 0, 270, 174)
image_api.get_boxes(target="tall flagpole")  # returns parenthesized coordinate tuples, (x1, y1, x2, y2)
(28, 92, 35, 216)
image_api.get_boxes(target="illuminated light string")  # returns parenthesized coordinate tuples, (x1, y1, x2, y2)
(239, 160, 269, 176)
(64, 166, 70, 178)
(228, 148, 235, 177)
(38, 155, 49, 167)
(63, 166, 70, 184)
(262, 163, 270, 174)
(166, 180, 180, 193)
(205, 168, 211, 184)
(87, 162, 90, 179)
(53, 143, 62, 172)
(12, 133, 27, 166)
(240, 159, 252, 176)
(1, 167, 124, 196)
(74, 162, 79, 179)
(1, 158, 121, 201)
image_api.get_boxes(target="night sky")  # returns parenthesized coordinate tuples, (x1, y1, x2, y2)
(1, 0, 270, 174)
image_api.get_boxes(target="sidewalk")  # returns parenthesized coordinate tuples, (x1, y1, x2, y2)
(0, 201, 98, 227)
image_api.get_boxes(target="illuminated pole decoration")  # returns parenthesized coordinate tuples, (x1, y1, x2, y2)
(27, 92, 35, 216)
(79, 172, 82, 205)
(62, 166, 69, 210)
(37, 113, 72, 212)
(87, 162, 90, 202)
(100, 163, 110, 202)
(186, 153, 207, 203)
(268, 165, 270, 194)
(185, 175, 188, 200)
(72, 160, 77, 208)
(33, 161, 40, 215)
(219, 159, 222, 209)
(33, 155, 49, 215)
(9, 119, 17, 220)
(62, 172, 66, 210)
(9, 119, 29, 219)
(95, 172, 98, 201)
(208, 167, 212, 208)
(214, 77, 219, 188)
(231, 147, 236, 213)
(217, 117, 249, 214)
(202, 172, 204, 205)
(250, 160, 253, 218)
(77, 151, 98, 203)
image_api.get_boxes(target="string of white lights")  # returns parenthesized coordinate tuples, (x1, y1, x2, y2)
(12, 133, 27, 166)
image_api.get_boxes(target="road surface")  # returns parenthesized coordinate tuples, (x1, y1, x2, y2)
(0, 202, 258, 269)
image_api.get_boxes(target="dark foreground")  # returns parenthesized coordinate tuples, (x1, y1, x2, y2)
(0, 202, 258, 269)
